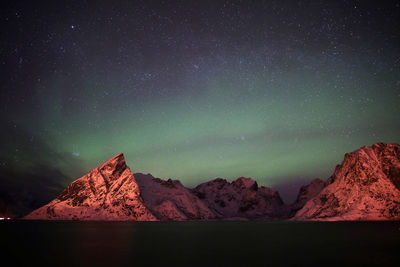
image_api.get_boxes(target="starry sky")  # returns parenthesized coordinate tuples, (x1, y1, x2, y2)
(1, 0, 399, 213)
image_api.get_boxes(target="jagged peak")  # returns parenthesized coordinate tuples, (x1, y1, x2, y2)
(195, 177, 261, 191)
(258, 186, 279, 196)
(334, 143, 399, 182)
(372, 142, 398, 149)
(234, 176, 255, 182)
(233, 177, 258, 190)
(294, 142, 400, 221)
(99, 153, 126, 170)
(104, 152, 125, 163)
(348, 142, 399, 157)
(314, 142, 399, 198)
(204, 178, 228, 185)
(296, 178, 325, 197)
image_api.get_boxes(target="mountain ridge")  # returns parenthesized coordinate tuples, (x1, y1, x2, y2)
(23, 142, 400, 221)
(293, 142, 400, 220)
(25, 153, 157, 221)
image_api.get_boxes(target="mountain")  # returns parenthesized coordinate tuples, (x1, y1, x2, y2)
(25, 153, 157, 221)
(294, 143, 400, 221)
(290, 178, 326, 213)
(23, 142, 400, 221)
(134, 173, 215, 221)
(193, 177, 288, 220)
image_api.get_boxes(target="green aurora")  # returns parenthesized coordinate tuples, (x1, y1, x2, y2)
(1, 1, 399, 205)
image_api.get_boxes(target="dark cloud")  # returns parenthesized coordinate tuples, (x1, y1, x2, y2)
(0, 120, 80, 216)
(0, 166, 69, 217)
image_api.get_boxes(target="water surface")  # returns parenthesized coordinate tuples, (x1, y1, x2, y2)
(1, 221, 399, 266)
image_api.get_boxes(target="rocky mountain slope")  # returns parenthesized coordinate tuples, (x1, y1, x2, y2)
(134, 173, 215, 220)
(294, 143, 400, 221)
(25, 153, 157, 221)
(193, 177, 288, 220)
(290, 178, 326, 214)
(23, 142, 400, 221)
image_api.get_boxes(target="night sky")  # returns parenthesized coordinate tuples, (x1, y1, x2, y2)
(1, 0, 399, 214)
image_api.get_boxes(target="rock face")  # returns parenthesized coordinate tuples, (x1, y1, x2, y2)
(134, 173, 216, 221)
(25, 153, 157, 221)
(291, 178, 326, 213)
(294, 143, 400, 221)
(193, 177, 288, 219)
(24, 142, 399, 221)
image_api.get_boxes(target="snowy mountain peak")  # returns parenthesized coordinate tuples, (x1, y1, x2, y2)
(193, 177, 288, 219)
(99, 153, 127, 170)
(23, 143, 399, 221)
(25, 153, 157, 221)
(232, 177, 258, 190)
(291, 178, 326, 213)
(294, 142, 400, 221)
(134, 173, 215, 220)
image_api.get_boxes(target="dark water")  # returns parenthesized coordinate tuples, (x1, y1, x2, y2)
(1, 221, 399, 266)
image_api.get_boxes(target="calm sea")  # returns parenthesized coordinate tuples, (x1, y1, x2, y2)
(1, 221, 399, 266)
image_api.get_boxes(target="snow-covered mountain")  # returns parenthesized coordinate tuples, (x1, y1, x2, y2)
(25, 153, 157, 221)
(193, 177, 288, 220)
(134, 173, 215, 221)
(290, 178, 326, 213)
(294, 143, 400, 221)
(23, 142, 400, 221)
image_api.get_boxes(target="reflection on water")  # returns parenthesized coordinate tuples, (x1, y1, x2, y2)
(1, 221, 399, 266)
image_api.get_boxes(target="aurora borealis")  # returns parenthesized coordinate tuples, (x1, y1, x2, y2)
(1, 1, 399, 213)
